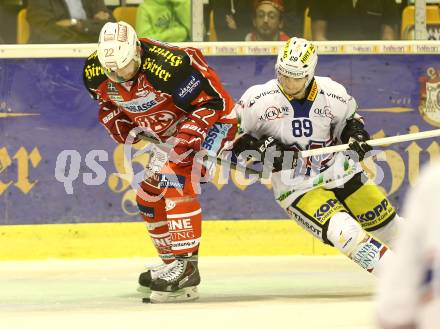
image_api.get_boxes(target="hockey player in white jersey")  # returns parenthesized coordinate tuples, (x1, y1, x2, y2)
(375, 160, 440, 329)
(232, 37, 404, 275)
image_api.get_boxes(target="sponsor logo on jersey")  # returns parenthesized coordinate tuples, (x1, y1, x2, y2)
(255, 89, 280, 99)
(300, 44, 315, 64)
(357, 199, 394, 224)
(418, 66, 440, 127)
(84, 63, 106, 80)
(307, 80, 318, 101)
(258, 106, 290, 121)
(87, 52, 98, 60)
(148, 45, 184, 67)
(119, 93, 165, 113)
(177, 74, 202, 99)
(313, 106, 334, 119)
(134, 111, 178, 133)
(108, 95, 124, 102)
(159, 174, 185, 189)
(142, 57, 173, 81)
(248, 89, 280, 107)
(314, 198, 344, 223)
(326, 92, 347, 104)
(203, 123, 232, 152)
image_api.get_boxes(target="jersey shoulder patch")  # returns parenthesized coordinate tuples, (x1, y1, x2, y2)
(83, 51, 108, 90)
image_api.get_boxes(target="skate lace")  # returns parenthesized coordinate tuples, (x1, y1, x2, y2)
(158, 260, 186, 282)
(144, 263, 167, 273)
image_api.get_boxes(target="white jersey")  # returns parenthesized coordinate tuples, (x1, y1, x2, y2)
(376, 160, 440, 329)
(234, 76, 363, 208)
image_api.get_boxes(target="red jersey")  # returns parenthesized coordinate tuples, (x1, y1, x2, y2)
(83, 38, 236, 144)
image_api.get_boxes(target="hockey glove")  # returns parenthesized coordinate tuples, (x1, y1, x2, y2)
(231, 134, 297, 172)
(168, 121, 206, 166)
(341, 118, 372, 161)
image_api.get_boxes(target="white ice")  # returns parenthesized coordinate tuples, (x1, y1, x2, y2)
(0, 256, 377, 329)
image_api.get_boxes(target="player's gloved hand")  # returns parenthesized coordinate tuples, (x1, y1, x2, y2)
(231, 133, 297, 172)
(341, 118, 372, 161)
(348, 135, 372, 161)
(168, 121, 206, 166)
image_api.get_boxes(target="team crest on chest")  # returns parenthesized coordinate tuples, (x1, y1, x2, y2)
(134, 111, 178, 133)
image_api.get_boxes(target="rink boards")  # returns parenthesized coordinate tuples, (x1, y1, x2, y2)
(0, 41, 439, 259)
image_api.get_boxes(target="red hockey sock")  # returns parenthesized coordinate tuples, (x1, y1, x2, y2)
(136, 193, 174, 264)
(165, 197, 202, 256)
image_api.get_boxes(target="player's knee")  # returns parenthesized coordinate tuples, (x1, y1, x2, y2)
(327, 212, 367, 255)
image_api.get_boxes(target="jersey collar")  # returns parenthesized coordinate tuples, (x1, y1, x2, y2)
(278, 78, 317, 102)
(280, 78, 318, 118)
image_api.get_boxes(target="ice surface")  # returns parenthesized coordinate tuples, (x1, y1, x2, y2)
(0, 256, 376, 329)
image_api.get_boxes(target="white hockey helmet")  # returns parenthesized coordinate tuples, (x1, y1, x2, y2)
(275, 37, 318, 87)
(97, 21, 141, 82)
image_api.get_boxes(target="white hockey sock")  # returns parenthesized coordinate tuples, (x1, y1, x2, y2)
(327, 212, 393, 275)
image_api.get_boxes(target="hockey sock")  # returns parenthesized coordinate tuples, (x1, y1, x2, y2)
(327, 212, 393, 275)
(137, 193, 174, 264)
(165, 197, 202, 256)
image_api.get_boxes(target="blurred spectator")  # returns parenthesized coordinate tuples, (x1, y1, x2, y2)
(27, 0, 114, 44)
(209, 0, 253, 41)
(245, 0, 289, 41)
(375, 160, 440, 329)
(0, 0, 24, 44)
(136, 0, 191, 42)
(309, 0, 400, 40)
(283, 0, 307, 38)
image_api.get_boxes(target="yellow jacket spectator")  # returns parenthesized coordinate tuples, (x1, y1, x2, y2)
(136, 0, 191, 41)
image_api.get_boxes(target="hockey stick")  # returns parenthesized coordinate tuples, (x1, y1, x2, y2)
(299, 129, 440, 158)
(137, 133, 262, 175)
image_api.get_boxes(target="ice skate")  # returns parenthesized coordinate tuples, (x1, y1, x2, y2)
(149, 257, 200, 303)
(137, 263, 168, 295)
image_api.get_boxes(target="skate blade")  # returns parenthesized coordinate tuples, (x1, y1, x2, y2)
(137, 285, 151, 296)
(149, 286, 199, 303)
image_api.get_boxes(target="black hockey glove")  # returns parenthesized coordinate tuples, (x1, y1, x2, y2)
(231, 134, 297, 172)
(341, 118, 372, 161)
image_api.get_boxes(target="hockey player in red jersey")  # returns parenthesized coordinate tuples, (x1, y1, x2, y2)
(83, 21, 237, 302)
